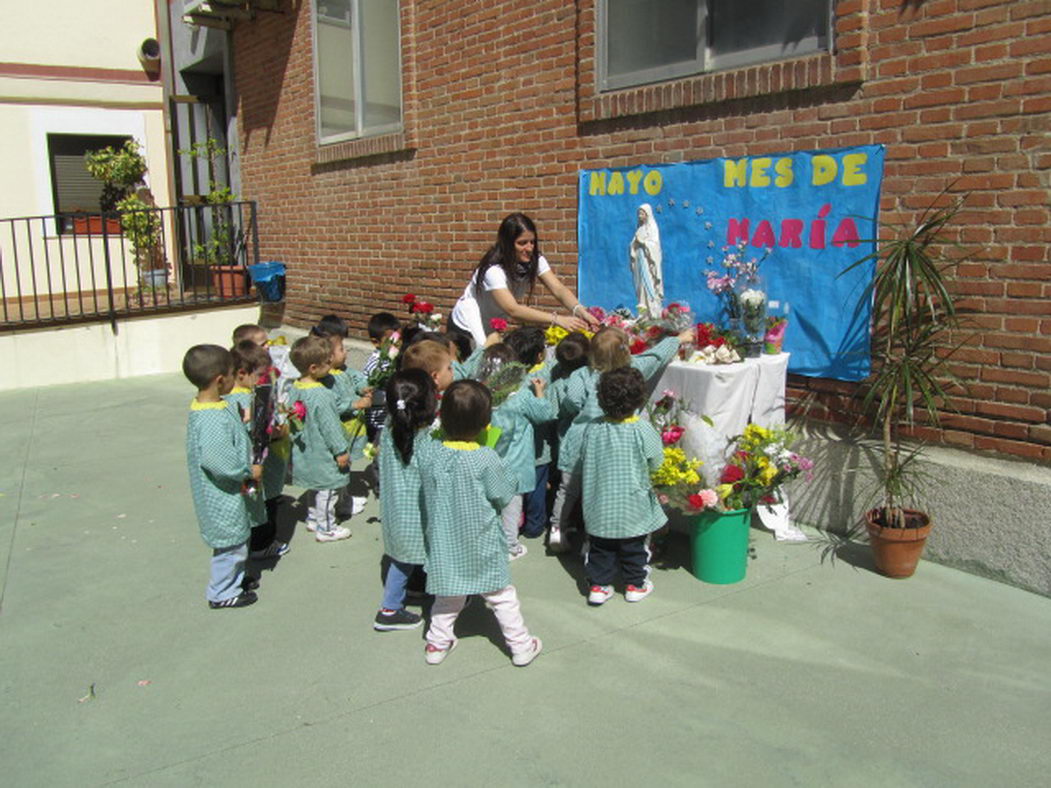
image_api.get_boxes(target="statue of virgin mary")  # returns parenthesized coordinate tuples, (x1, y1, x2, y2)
(629, 203, 663, 317)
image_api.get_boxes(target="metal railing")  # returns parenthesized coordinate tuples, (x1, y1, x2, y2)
(0, 201, 259, 331)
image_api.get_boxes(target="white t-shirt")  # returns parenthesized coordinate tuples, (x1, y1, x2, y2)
(451, 255, 552, 346)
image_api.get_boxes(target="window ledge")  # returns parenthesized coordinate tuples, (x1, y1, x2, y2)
(316, 131, 409, 165)
(579, 52, 862, 124)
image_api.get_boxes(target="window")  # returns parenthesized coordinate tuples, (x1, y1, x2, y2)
(599, 0, 832, 91)
(313, 0, 402, 144)
(47, 133, 131, 231)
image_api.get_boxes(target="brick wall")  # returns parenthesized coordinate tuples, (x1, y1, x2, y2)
(233, 0, 1051, 461)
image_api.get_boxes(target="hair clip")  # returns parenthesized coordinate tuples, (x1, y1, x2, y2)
(396, 398, 406, 410)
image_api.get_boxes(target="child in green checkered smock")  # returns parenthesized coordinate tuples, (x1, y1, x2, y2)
(289, 336, 352, 542)
(183, 344, 262, 609)
(477, 343, 557, 560)
(580, 367, 665, 606)
(548, 329, 686, 552)
(372, 369, 441, 632)
(418, 379, 543, 668)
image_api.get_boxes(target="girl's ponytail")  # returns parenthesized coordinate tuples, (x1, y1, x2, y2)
(385, 369, 438, 465)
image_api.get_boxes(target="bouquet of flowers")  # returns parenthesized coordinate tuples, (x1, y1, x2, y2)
(650, 446, 705, 511)
(704, 241, 769, 321)
(647, 389, 689, 446)
(284, 399, 307, 434)
(685, 424, 813, 513)
(402, 293, 442, 332)
(764, 315, 788, 354)
(366, 329, 402, 389)
(687, 322, 741, 365)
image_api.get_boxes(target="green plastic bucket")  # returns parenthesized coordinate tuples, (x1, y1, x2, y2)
(689, 508, 751, 584)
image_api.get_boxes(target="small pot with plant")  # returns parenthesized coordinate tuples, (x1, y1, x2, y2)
(83, 139, 148, 235)
(840, 194, 966, 578)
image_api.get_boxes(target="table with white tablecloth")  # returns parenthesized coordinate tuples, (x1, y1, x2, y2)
(653, 353, 805, 540)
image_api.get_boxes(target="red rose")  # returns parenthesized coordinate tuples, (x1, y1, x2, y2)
(647, 325, 663, 338)
(401, 294, 416, 304)
(413, 300, 434, 314)
(720, 464, 745, 484)
(687, 494, 706, 510)
(629, 339, 648, 355)
(490, 318, 508, 332)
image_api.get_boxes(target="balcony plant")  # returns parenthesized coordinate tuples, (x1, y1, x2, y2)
(82, 140, 148, 234)
(117, 188, 169, 288)
(840, 194, 966, 578)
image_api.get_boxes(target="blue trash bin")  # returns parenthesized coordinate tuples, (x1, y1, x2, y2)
(247, 261, 286, 302)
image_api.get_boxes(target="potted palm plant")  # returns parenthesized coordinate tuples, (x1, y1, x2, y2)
(841, 194, 966, 578)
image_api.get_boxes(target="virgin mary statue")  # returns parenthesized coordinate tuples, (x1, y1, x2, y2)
(629, 203, 663, 317)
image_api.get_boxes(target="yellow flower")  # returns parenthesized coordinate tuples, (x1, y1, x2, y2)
(545, 325, 569, 345)
(759, 464, 778, 485)
(716, 483, 734, 500)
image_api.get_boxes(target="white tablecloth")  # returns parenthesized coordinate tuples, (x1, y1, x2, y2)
(653, 353, 789, 486)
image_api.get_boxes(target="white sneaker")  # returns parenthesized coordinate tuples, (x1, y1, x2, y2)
(624, 579, 654, 602)
(315, 525, 352, 542)
(587, 584, 613, 605)
(424, 639, 457, 665)
(351, 496, 367, 515)
(305, 521, 317, 533)
(509, 543, 528, 561)
(511, 637, 543, 667)
(547, 525, 568, 553)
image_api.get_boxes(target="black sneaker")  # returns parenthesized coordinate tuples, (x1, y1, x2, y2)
(373, 608, 423, 631)
(209, 591, 258, 609)
(242, 577, 260, 591)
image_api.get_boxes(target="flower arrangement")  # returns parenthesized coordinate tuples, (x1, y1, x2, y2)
(687, 424, 813, 513)
(402, 293, 442, 331)
(647, 389, 689, 446)
(659, 301, 693, 334)
(687, 322, 741, 365)
(366, 330, 402, 389)
(651, 446, 705, 511)
(764, 315, 788, 354)
(704, 241, 768, 317)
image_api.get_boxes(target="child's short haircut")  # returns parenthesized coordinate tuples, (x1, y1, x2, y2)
(597, 366, 647, 421)
(230, 339, 270, 375)
(555, 331, 590, 374)
(445, 330, 473, 362)
(368, 312, 401, 341)
(232, 323, 266, 344)
(289, 335, 331, 375)
(183, 344, 233, 389)
(504, 326, 546, 366)
(400, 339, 451, 376)
(589, 326, 630, 373)
(441, 380, 492, 441)
(315, 314, 349, 338)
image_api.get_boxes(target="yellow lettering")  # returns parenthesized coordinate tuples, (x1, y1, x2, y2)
(625, 170, 644, 194)
(812, 155, 837, 186)
(750, 157, 772, 188)
(588, 172, 606, 196)
(774, 157, 794, 188)
(608, 172, 625, 195)
(643, 170, 662, 196)
(842, 153, 868, 186)
(724, 159, 748, 188)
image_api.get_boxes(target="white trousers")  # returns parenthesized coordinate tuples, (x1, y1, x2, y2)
(426, 585, 532, 655)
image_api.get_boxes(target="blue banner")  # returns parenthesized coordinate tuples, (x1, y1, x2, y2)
(577, 145, 884, 380)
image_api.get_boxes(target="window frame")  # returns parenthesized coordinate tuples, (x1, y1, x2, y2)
(597, 0, 834, 93)
(46, 132, 133, 234)
(311, 0, 404, 146)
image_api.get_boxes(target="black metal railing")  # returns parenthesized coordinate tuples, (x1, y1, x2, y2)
(0, 201, 259, 331)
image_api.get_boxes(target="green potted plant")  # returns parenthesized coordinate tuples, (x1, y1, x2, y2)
(841, 195, 966, 578)
(117, 188, 169, 289)
(82, 139, 148, 235)
(181, 138, 246, 296)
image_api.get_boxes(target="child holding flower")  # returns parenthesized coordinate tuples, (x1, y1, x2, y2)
(289, 336, 352, 542)
(580, 367, 665, 605)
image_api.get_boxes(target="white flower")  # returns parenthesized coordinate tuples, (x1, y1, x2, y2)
(740, 288, 766, 309)
(387, 346, 399, 360)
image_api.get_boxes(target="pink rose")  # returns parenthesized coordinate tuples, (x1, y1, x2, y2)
(661, 426, 685, 445)
(490, 318, 508, 332)
(291, 401, 307, 421)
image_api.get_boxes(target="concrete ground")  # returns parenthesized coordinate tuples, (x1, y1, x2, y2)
(2, 373, 1050, 787)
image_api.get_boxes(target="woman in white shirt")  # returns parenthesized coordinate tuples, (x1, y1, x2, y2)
(451, 213, 600, 347)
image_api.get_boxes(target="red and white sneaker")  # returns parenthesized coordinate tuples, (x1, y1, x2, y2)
(587, 584, 614, 606)
(511, 637, 543, 667)
(424, 639, 458, 665)
(624, 580, 654, 602)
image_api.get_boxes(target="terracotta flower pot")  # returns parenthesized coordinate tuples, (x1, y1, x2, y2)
(210, 264, 248, 297)
(864, 508, 932, 579)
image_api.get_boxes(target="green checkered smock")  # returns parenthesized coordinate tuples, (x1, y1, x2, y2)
(419, 441, 515, 596)
(290, 381, 350, 490)
(528, 362, 558, 467)
(557, 337, 680, 475)
(492, 384, 556, 494)
(581, 417, 667, 539)
(377, 423, 432, 564)
(185, 400, 254, 549)
(325, 368, 370, 460)
(453, 345, 486, 381)
(222, 388, 266, 525)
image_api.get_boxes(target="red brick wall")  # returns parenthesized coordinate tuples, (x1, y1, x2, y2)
(233, 0, 1051, 461)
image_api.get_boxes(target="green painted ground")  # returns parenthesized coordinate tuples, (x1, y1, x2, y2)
(1, 374, 1049, 786)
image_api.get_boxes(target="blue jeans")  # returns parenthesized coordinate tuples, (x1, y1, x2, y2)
(521, 463, 550, 538)
(208, 540, 248, 603)
(381, 557, 420, 611)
